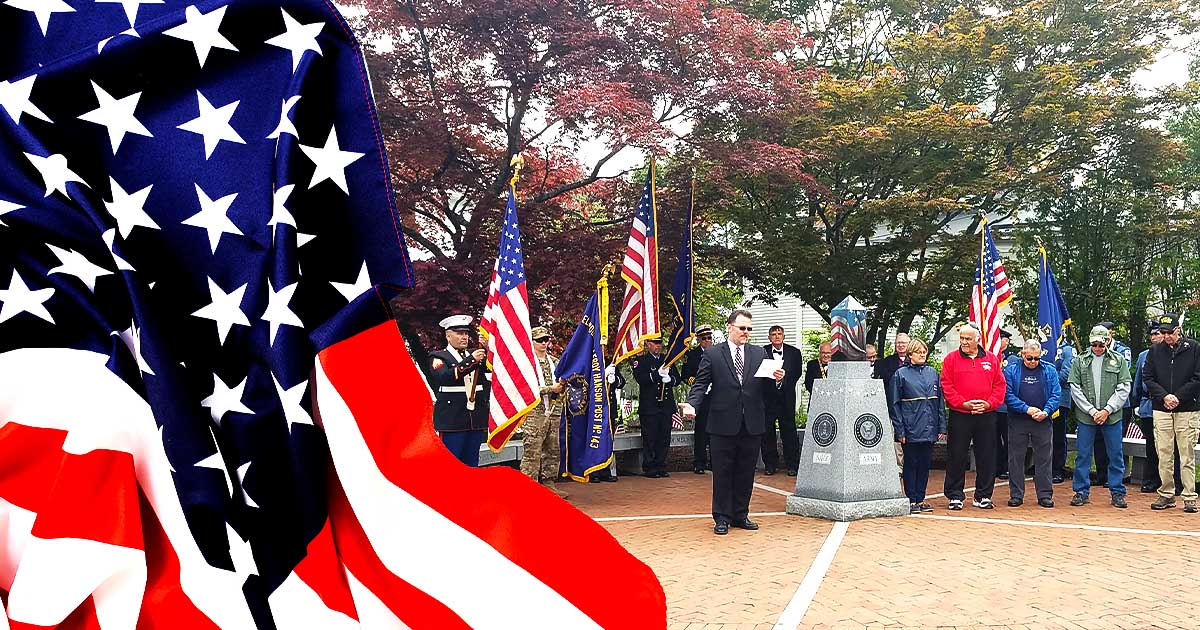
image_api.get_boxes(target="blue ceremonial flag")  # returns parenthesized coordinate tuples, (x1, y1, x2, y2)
(664, 179, 695, 367)
(1036, 244, 1072, 362)
(557, 285, 614, 481)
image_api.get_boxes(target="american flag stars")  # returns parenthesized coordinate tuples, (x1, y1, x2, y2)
(0, 2, 413, 624)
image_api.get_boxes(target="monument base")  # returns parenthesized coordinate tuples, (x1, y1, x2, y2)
(786, 495, 910, 522)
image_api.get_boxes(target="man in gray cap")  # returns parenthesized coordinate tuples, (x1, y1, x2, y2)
(523, 325, 568, 498)
(429, 314, 490, 466)
(1143, 313, 1200, 512)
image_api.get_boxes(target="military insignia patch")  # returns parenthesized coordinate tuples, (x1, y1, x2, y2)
(431, 358, 444, 370)
(631, 359, 639, 368)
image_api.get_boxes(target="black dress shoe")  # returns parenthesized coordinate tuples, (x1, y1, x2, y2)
(997, 472, 1009, 480)
(1053, 475, 1065, 484)
(1140, 485, 1158, 493)
(787, 469, 798, 477)
(589, 476, 602, 483)
(1038, 497, 1054, 508)
(764, 467, 777, 476)
(714, 521, 729, 535)
(643, 471, 657, 478)
(1007, 498, 1022, 507)
(731, 518, 759, 530)
(693, 466, 705, 475)
(659, 471, 670, 478)
(602, 475, 617, 482)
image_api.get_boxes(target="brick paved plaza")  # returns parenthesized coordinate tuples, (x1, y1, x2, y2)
(569, 468, 1200, 630)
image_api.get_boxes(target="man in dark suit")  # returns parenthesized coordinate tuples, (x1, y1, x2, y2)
(804, 342, 834, 402)
(762, 325, 804, 476)
(681, 309, 784, 536)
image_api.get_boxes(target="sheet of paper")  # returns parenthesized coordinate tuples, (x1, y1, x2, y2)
(754, 358, 783, 378)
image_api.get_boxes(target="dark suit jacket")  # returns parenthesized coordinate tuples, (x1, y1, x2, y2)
(686, 343, 769, 436)
(763, 343, 803, 414)
(804, 358, 828, 394)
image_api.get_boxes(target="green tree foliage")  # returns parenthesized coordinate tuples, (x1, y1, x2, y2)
(698, 0, 1196, 348)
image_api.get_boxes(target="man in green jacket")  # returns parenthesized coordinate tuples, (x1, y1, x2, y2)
(1068, 325, 1132, 508)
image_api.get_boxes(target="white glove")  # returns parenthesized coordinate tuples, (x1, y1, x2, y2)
(605, 365, 616, 384)
(658, 366, 671, 383)
(679, 402, 696, 418)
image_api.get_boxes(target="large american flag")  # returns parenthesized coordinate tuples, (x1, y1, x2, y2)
(480, 179, 540, 451)
(968, 219, 1013, 356)
(0, 2, 665, 628)
(612, 161, 660, 366)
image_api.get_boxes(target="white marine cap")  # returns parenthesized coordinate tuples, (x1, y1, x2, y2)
(439, 314, 474, 331)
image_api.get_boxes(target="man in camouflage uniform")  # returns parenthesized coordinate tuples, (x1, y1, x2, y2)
(522, 326, 568, 498)
(429, 314, 490, 466)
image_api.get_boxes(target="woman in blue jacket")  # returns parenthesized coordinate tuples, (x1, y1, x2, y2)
(1002, 340, 1062, 507)
(889, 339, 947, 513)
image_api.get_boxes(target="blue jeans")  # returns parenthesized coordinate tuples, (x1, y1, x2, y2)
(1073, 421, 1125, 496)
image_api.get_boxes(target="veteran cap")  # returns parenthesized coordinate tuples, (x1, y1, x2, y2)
(1156, 313, 1180, 331)
(531, 326, 551, 339)
(694, 325, 713, 336)
(1089, 325, 1109, 344)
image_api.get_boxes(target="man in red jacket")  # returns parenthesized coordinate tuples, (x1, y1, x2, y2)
(941, 323, 1008, 510)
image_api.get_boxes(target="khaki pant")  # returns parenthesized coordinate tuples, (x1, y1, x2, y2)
(520, 412, 560, 483)
(1153, 410, 1199, 500)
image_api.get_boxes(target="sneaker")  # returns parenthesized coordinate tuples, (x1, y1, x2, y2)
(1069, 493, 1088, 506)
(948, 499, 964, 511)
(1185, 500, 1197, 514)
(1007, 498, 1022, 507)
(1151, 496, 1176, 510)
(972, 497, 994, 509)
(919, 503, 934, 513)
(1111, 495, 1127, 509)
(1038, 497, 1054, 508)
(1052, 475, 1065, 484)
(910, 503, 921, 514)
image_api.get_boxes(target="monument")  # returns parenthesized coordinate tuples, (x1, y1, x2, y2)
(787, 297, 909, 521)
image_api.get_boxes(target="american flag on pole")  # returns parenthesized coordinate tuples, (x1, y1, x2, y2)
(612, 160, 660, 366)
(0, 2, 665, 628)
(968, 218, 1013, 356)
(480, 174, 541, 451)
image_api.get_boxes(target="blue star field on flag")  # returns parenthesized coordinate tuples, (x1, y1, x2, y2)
(0, 0, 412, 622)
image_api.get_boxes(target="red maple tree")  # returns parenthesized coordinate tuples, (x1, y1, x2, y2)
(346, 0, 819, 351)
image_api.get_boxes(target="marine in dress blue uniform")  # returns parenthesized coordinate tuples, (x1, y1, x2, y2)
(430, 314, 491, 466)
(631, 334, 681, 478)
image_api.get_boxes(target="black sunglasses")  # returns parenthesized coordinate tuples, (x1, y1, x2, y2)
(733, 325, 753, 332)
(1089, 342, 1106, 347)
(533, 337, 550, 343)
(1023, 356, 1040, 362)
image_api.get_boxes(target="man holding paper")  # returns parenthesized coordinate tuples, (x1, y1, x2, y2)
(681, 309, 785, 535)
(761, 326, 804, 476)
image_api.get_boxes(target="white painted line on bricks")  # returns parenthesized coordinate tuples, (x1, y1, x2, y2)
(753, 482, 793, 497)
(773, 521, 849, 630)
(593, 512, 787, 523)
(914, 513, 1200, 537)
